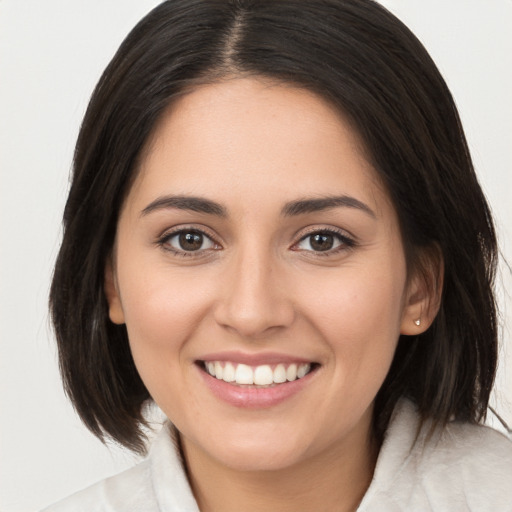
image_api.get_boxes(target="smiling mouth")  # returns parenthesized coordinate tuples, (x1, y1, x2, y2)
(199, 361, 318, 387)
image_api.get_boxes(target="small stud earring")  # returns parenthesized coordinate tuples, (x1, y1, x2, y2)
(414, 319, 421, 326)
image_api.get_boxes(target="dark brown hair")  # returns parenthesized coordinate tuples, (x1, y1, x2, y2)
(50, 0, 498, 453)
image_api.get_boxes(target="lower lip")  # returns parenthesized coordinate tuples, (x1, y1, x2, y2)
(197, 364, 317, 409)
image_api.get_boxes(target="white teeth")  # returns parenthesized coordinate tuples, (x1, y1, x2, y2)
(286, 364, 297, 381)
(297, 363, 311, 379)
(254, 365, 273, 385)
(214, 361, 223, 380)
(204, 361, 314, 385)
(235, 363, 254, 384)
(222, 362, 235, 382)
(273, 364, 287, 383)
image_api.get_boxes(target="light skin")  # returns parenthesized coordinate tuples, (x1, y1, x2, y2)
(105, 78, 439, 512)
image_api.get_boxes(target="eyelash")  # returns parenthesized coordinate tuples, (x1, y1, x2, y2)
(292, 227, 356, 256)
(156, 226, 356, 257)
(156, 226, 221, 257)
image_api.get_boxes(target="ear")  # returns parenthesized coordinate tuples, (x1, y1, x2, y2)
(104, 258, 125, 325)
(400, 246, 443, 335)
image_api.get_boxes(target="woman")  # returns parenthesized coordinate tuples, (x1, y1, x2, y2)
(44, 0, 512, 510)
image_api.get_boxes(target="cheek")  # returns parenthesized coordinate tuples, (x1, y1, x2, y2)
(307, 268, 404, 331)
(301, 260, 406, 380)
(117, 267, 220, 425)
(116, 264, 214, 379)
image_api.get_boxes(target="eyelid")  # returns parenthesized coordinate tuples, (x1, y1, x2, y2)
(291, 225, 357, 253)
(157, 223, 219, 241)
(294, 225, 356, 242)
(154, 224, 356, 257)
(156, 224, 223, 255)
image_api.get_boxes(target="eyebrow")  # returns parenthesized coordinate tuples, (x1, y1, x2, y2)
(140, 194, 375, 219)
(282, 195, 376, 218)
(141, 195, 227, 217)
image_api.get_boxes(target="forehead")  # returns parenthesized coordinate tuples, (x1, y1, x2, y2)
(127, 78, 390, 217)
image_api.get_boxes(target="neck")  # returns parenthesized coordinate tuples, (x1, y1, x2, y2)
(180, 421, 378, 512)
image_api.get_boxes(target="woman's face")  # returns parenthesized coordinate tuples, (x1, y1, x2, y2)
(107, 78, 424, 472)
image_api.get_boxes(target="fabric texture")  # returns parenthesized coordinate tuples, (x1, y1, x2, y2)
(41, 400, 512, 511)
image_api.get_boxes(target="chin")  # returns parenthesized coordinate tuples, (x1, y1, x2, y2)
(212, 443, 308, 473)
(185, 423, 314, 472)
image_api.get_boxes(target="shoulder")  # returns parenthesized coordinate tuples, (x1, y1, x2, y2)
(360, 400, 512, 512)
(40, 422, 199, 512)
(40, 459, 157, 512)
(433, 416, 512, 468)
(418, 419, 512, 509)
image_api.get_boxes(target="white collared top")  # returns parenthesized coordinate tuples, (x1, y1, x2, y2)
(41, 400, 512, 512)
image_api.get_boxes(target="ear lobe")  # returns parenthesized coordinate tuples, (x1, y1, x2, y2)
(400, 249, 444, 335)
(104, 259, 125, 325)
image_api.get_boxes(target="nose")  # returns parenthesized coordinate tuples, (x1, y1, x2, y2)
(213, 246, 295, 339)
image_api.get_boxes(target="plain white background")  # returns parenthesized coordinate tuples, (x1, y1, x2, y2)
(1, 1, 511, 510)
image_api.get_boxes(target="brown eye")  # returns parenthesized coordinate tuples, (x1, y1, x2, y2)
(163, 230, 216, 253)
(295, 230, 352, 253)
(179, 232, 204, 251)
(309, 233, 335, 251)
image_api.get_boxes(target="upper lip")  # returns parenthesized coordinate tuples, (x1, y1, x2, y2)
(196, 351, 317, 366)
